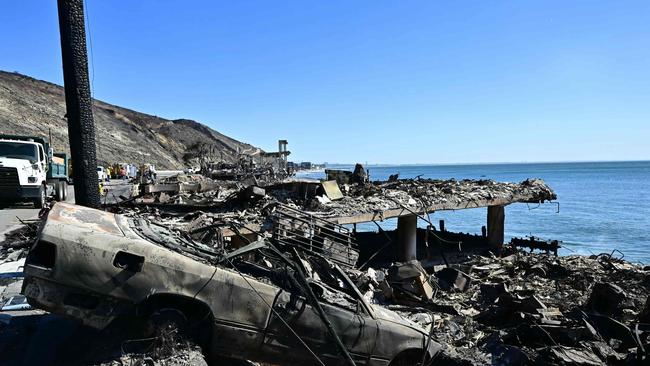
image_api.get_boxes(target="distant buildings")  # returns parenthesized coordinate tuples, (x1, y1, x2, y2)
(287, 161, 325, 171)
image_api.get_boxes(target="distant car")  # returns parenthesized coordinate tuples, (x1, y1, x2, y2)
(23, 203, 441, 366)
(97, 166, 108, 181)
(1, 295, 31, 311)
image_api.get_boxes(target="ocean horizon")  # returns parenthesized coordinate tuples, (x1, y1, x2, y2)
(321, 159, 650, 168)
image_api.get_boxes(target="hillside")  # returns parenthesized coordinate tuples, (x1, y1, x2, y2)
(0, 71, 262, 169)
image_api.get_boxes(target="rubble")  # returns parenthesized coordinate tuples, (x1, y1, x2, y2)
(2, 165, 649, 365)
(587, 282, 628, 315)
(364, 251, 650, 365)
(1, 222, 37, 312)
(436, 267, 472, 292)
(300, 176, 556, 223)
(15, 203, 444, 365)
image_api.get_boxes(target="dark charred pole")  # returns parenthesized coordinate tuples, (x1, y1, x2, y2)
(57, 0, 100, 208)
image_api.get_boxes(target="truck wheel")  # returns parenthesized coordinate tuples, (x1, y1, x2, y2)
(61, 181, 68, 201)
(34, 185, 46, 208)
(55, 181, 65, 201)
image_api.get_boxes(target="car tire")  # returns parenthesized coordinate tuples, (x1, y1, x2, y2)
(145, 307, 188, 338)
(34, 185, 46, 208)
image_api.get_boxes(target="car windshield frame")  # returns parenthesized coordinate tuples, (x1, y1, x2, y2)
(224, 240, 376, 318)
(127, 219, 375, 317)
(0, 141, 39, 162)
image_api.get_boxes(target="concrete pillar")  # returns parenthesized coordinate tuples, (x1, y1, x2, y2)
(487, 205, 505, 250)
(397, 214, 417, 261)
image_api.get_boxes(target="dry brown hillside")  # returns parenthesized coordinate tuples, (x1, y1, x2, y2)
(0, 71, 262, 169)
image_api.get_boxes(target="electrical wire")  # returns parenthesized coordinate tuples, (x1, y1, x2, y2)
(83, 0, 95, 97)
(419, 311, 436, 366)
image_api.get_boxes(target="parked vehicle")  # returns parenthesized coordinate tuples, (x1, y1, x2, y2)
(1, 295, 31, 311)
(97, 166, 108, 181)
(0, 135, 69, 207)
(23, 203, 441, 365)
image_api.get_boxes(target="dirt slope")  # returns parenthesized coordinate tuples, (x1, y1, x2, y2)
(0, 71, 261, 169)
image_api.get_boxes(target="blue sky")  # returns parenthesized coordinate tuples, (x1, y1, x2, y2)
(1, 1, 648, 164)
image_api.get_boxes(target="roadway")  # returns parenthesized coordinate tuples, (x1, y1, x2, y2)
(1, 171, 183, 237)
(0, 185, 75, 238)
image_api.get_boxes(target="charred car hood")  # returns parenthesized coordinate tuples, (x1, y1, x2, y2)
(46, 202, 125, 236)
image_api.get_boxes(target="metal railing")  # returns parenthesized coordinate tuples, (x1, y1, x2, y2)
(272, 204, 359, 268)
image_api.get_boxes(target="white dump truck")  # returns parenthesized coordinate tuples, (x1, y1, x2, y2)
(0, 135, 70, 208)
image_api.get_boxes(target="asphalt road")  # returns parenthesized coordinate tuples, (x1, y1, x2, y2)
(0, 185, 75, 237)
(1, 171, 182, 236)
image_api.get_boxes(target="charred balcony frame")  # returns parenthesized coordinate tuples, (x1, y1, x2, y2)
(272, 204, 359, 269)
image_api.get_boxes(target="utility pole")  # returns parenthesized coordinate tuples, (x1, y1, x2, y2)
(57, 0, 100, 208)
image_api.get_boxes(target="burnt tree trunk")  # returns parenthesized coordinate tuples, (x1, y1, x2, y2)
(57, 0, 100, 208)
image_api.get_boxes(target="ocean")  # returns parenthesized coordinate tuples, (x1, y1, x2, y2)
(297, 161, 650, 264)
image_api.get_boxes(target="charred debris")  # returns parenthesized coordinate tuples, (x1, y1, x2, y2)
(2, 164, 650, 365)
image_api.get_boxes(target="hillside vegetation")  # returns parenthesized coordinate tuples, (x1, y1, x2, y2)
(0, 71, 261, 169)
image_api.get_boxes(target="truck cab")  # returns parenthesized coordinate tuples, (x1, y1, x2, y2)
(0, 135, 69, 208)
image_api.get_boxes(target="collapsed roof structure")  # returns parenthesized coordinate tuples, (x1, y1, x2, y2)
(305, 177, 556, 224)
(129, 171, 557, 267)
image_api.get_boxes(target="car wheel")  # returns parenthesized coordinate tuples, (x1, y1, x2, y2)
(34, 185, 46, 208)
(389, 350, 426, 366)
(145, 307, 188, 338)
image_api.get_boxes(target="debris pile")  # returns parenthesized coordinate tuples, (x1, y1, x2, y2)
(0, 221, 38, 264)
(1, 222, 38, 310)
(127, 167, 556, 224)
(147, 176, 241, 206)
(6, 164, 648, 365)
(3, 201, 650, 364)
(306, 177, 557, 221)
(92, 328, 208, 366)
(355, 251, 650, 365)
(132, 172, 289, 207)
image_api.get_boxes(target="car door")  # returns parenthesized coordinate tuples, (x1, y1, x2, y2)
(263, 285, 378, 365)
(319, 299, 378, 365)
(262, 289, 331, 364)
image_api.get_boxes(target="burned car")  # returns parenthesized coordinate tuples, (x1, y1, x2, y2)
(22, 203, 441, 365)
